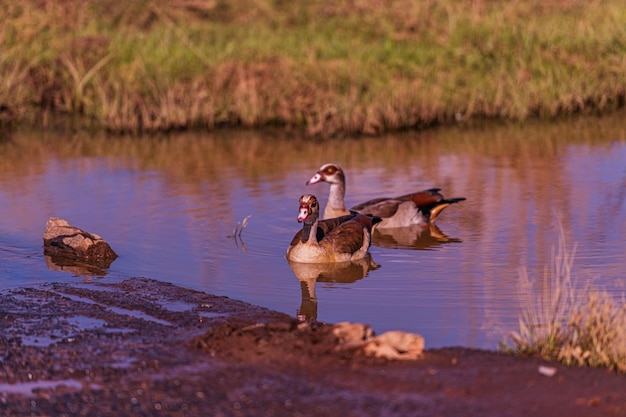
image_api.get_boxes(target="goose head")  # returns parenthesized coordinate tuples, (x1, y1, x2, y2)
(297, 194, 320, 223)
(306, 163, 345, 186)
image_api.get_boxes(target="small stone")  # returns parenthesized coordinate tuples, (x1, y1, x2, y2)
(538, 365, 557, 377)
(332, 322, 373, 343)
(375, 330, 425, 356)
(363, 341, 400, 359)
(361, 330, 425, 360)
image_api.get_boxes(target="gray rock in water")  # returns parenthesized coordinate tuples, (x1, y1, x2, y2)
(43, 217, 118, 269)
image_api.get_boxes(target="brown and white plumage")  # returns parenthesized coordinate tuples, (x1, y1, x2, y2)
(306, 163, 466, 228)
(286, 194, 381, 263)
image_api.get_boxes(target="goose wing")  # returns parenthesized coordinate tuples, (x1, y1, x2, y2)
(324, 220, 369, 255)
(351, 197, 402, 219)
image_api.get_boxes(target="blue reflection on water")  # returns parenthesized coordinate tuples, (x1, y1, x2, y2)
(1, 131, 625, 350)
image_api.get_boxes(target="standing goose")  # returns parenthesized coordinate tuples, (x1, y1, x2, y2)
(306, 163, 466, 228)
(286, 194, 381, 263)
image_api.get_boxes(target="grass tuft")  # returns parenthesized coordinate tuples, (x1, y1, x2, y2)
(501, 220, 626, 372)
(559, 291, 626, 372)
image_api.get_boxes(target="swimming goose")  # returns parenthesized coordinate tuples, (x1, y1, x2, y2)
(286, 194, 381, 263)
(306, 163, 466, 228)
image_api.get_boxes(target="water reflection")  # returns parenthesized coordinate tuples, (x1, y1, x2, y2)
(226, 235, 248, 254)
(44, 254, 109, 277)
(0, 111, 625, 349)
(288, 254, 380, 322)
(372, 223, 462, 250)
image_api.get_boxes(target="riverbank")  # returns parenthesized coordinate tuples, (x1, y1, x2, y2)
(2, 0, 625, 136)
(1, 277, 625, 416)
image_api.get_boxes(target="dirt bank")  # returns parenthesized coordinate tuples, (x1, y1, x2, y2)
(1, 278, 625, 416)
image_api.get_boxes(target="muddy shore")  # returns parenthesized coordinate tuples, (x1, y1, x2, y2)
(1, 277, 625, 416)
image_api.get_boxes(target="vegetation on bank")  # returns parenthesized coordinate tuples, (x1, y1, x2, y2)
(1, 0, 625, 136)
(501, 224, 626, 373)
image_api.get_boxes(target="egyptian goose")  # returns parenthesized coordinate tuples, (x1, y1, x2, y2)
(286, 194, 381, 263)
(306, 163, 466, 229)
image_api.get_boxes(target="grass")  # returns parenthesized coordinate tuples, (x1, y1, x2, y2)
(560, 291, 626, 372)
(1, 0, 626, 135)
(501, 221, 626, 373)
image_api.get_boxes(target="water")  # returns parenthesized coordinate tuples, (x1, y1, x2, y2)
(1, 113, 625, 350)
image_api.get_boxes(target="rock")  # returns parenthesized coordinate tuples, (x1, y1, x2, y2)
(376, 330, 425, 354)
(332, 322, 425, 360)
(332, 322, 374, 349)
(363, 330, 425, 360)
(43, 217, 118, 269)
(538, 365, 557, 377)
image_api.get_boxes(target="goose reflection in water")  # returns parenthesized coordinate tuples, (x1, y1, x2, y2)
(288, 253, 380, 322)
(371, 223, 462, 251)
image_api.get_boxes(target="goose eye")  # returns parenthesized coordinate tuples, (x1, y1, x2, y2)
(325, 167, 335, 174)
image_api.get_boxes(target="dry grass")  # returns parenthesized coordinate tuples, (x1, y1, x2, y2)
(559, 291, 626, 372)
(502, 220, 626, 372)
(504, 225, 581, 358)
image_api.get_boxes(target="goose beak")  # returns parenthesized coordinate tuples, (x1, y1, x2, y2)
(306, 172, 323, 185)
(297, 205, 310, 222)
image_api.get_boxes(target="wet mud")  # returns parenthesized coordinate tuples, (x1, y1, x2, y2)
(1, 278, 625, 416)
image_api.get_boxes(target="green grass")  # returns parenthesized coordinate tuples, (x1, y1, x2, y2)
(1, 0, 626, 135)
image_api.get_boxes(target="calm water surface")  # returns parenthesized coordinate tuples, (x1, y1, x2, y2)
(1, 114, 625, 350)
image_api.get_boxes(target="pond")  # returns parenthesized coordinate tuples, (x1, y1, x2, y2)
(1, 112, 625, 350)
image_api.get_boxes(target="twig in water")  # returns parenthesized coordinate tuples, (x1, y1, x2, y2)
(228, 215, 252, 238)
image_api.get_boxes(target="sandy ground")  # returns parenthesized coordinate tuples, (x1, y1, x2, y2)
(1, 277, 625, 417)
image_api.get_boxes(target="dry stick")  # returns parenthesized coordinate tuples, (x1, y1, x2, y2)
(228, 215, 252, 238)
